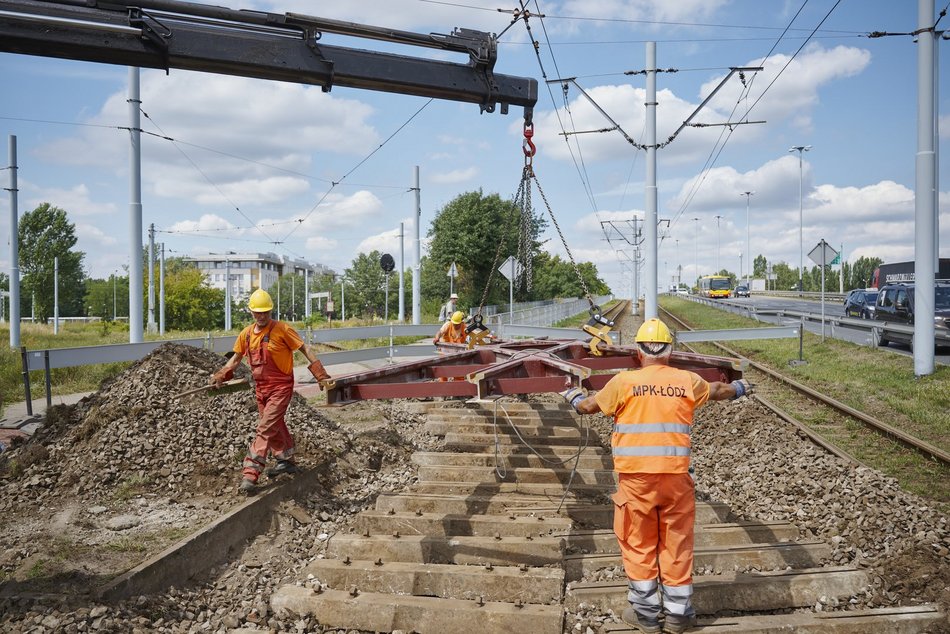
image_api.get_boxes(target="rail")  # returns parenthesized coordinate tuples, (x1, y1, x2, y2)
(660, 307, 950, 468)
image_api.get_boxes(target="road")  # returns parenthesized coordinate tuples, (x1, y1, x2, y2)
(704, 294, 950, 366)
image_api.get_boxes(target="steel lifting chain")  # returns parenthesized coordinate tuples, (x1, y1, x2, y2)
(530, 171, 595, 309)
(475, 166, 529, 318)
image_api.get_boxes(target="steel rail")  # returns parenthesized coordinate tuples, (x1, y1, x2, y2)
(660, 307, 950, 468)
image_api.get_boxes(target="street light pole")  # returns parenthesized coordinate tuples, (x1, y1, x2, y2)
(692, 217, 699, 290)
(741, 191, 754, 284)
(789, 146, 811, 295)
(714, 215, 723, 273)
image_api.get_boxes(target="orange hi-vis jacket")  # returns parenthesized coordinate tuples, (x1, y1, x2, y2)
(436, 321, 468, 344)
(595, 364, 710, 474)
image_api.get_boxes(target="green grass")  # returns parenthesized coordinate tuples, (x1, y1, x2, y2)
(660, 295, 950, 504)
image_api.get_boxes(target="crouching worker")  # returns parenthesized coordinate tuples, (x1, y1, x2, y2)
(210, 288, 333, 494)
(433, 310, 468, 381)
(560, 318, 751, 634)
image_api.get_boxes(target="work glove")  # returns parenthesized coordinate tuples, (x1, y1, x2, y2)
(559, 386, 588, 411)
(730, 378, 753, 399)
(209, 368, 233, 387)
(308, 360, 336, 391)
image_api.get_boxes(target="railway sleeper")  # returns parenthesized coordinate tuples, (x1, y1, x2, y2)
(424, 421, 588, 436)
(416, 464, 617, 486)
(565, 522, 802, 552)
(270, 586, 564, 634)
(411, 450, 613, 470)
(599, 605, 945, 633)
(565, 566, 869, 614)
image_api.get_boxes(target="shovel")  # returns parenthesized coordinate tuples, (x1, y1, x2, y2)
(175, 378, 251, 399)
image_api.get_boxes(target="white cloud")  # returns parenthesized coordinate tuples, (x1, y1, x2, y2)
(23, 182, 117, 217)
(35, 71, 379, 209)
(431, 167, 478, 184)
(532, 44, 871, 165)
(168, 214, 237, 233)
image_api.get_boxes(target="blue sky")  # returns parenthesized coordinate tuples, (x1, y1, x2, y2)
(1, 0, 948, 295)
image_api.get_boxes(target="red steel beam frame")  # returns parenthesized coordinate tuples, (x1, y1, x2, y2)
(325, 339, 743, 405)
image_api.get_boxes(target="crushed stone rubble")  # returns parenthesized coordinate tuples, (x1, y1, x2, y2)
(0, 330, 948, 632)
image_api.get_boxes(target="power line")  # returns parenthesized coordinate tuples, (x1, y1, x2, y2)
(277, 98, 433, 244)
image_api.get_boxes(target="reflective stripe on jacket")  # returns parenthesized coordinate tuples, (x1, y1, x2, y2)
(596, 365, 702, 474)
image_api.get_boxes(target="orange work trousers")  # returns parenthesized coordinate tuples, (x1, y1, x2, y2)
(612, 471, 695, 587)
(242, 382, 294, 481)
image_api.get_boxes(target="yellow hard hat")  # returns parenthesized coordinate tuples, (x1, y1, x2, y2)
(635, 318, 673, 344)
(248, 288, 274, 313)
(451, 310, 465, 324)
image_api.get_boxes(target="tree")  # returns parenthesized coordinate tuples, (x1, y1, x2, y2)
(426, 190, 546, 310)
(343, 251, 391, 319)
(18, 203, 86, 322)
(533, 253, 610, 299)
(847, 256, 882, 290)
(753, 254, 767, 278)
(770, 262, 798, 291)
(163, 265, 225, 330)
(84, 274, 129, 321)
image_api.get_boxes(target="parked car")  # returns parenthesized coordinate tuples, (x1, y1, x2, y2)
(676, 287, 690, 296)
(734, 285, 750, 298)
(872, 282, 950, 349)
(843, 289, 878, 318)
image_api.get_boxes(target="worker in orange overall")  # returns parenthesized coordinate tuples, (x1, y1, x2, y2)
(561, 318, 751, 634)
(210, 288, 333, 494)
(433, 310, 468, 381)
(433, 310, 468, 345)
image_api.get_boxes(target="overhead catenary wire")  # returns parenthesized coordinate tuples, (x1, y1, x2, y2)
(277, 98, 433, 244)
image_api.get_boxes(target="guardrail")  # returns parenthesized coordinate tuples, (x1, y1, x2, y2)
(682, 294, 950, 348)
(754, 290, 848, 302)
(483, 295, 614, 328)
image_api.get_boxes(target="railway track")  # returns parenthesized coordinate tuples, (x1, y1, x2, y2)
(266, 395, 943, 632)
(659, 308, 950, 470)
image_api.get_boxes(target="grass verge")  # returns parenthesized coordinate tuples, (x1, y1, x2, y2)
(660, 295, 950, 506)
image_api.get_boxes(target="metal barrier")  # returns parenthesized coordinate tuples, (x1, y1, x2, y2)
(484, 295, 613, 328)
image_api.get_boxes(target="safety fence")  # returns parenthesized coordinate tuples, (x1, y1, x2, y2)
(682, 294, 950, 347)
(482, 295, 614, 328)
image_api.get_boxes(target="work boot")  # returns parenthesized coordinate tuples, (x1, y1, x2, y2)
(621, 606, 661, 634)
(265, 460, 299, 477)
(663, 614, 696, 633)
(238, 478, 257, 494)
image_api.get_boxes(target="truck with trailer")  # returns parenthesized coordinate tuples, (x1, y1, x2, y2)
(869, 258, 950, 289)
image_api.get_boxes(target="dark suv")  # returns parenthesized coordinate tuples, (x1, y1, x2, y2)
(843, 289, 878, 318)
(872, 282, 950, 349)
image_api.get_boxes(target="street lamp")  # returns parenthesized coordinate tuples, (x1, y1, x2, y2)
(740, 191, 754, 285)
(692, 217, 700, 290)
(789, 145, 811, 294)
(714, 215, 723, 273)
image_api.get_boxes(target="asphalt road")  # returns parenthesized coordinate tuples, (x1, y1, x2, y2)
(704, 294, 950, 366)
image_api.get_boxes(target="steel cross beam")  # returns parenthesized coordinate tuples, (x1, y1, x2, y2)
(325, 338, 743, 405)
(0, 0, 538, 114)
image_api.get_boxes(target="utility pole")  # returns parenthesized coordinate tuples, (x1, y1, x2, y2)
(128, 67, 144, 344)
(692, 217, 699, 290)
(53, 256, 59, 335)
(412, 166, 421, 325)
(159, 243, 165, 334)
(644, 41, 658, 319)
(147, 223, 156, 333)
(914, 0, 937, 376)
(741, 191, 754, 285)
(224, 256, 231, 331)
(7, 135, 20, 348)
(789, 145, 811, 295)
(714, 215, 723, 273)
(398, 222, 405, 322)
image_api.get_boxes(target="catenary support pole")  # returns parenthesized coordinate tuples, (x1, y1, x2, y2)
(128, 67, 144, 343)
(159, 243, 165, 334)
(412, 166, 421, 325)
(53, 256, 58, 335)
(305, 268, 309, 320)
(224, 257, 231, 331)
(644, 41, 658, 320)
(8, 135, 20, 348)
(147, 223, 155, 333)
(914, 0, 936, 376)
(398, 222, 405, 322)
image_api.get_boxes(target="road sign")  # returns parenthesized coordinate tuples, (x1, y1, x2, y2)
(498, 256, 523, 281)
(808, 239, 838, 267)
(380, 253, 395, 272)
(830, 253, 841, 265)
(447, 262, 458, 277)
